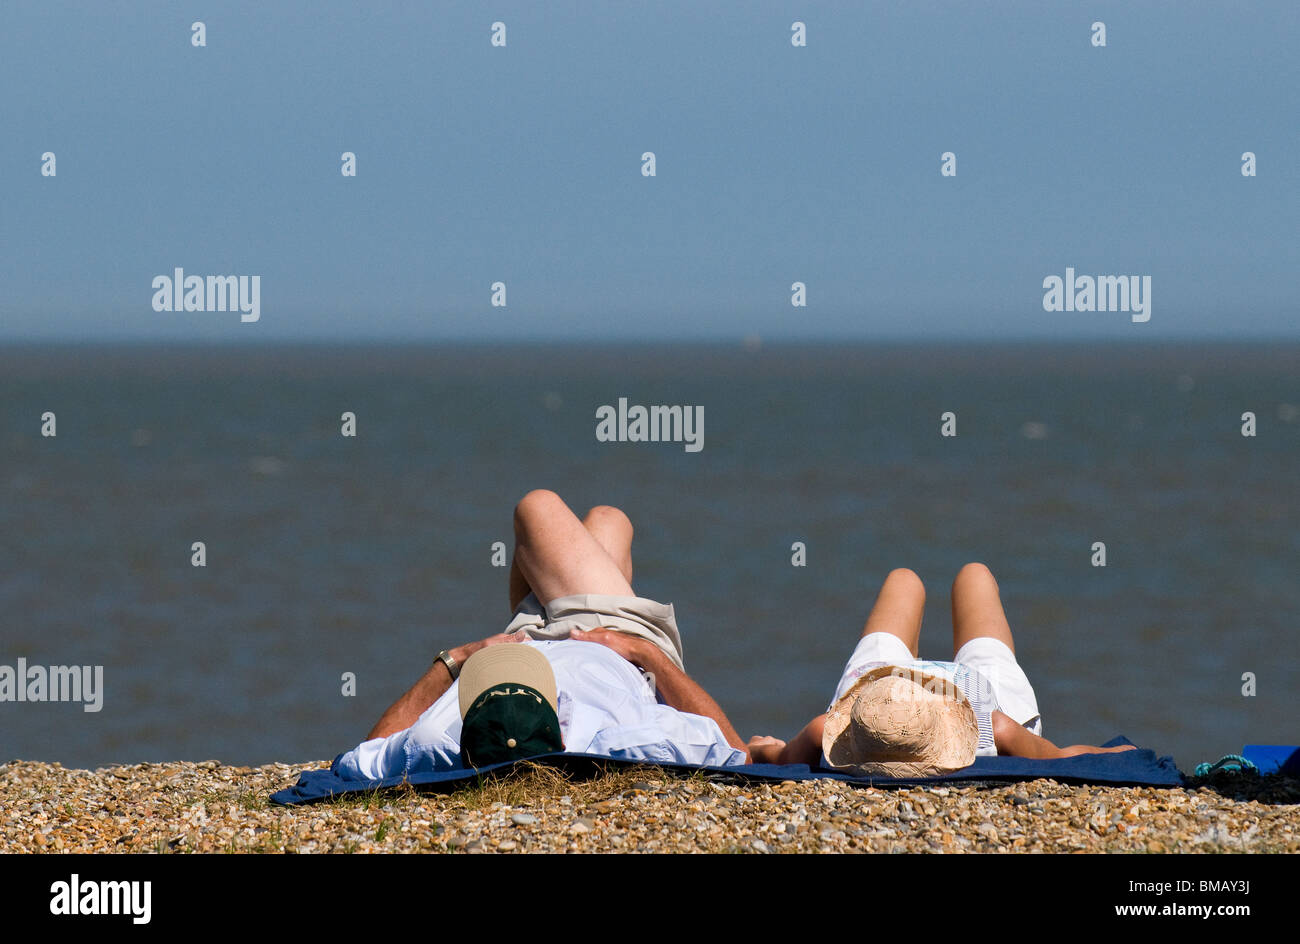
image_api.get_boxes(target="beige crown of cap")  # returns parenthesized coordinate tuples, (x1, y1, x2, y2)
(457, 644, 559, 719)
(822, 664, 978, 778)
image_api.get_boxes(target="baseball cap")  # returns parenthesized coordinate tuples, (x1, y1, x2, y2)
(457, 644, 563, 767)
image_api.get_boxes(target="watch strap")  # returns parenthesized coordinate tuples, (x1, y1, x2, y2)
(436, 649, 460, 680)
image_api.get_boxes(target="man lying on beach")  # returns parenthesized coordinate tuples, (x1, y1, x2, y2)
(747, 565, 1136, 774)
(336, 490, 749, 780)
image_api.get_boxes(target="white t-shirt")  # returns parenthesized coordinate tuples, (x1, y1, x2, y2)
(337, 639, 746, 780)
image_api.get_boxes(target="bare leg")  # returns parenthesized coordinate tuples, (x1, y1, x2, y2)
(581, 505, 635, 586)
(508, 490, 635, 608)
(950, 562, 1016, 656)
(508, 552, 531, 613)
(860, 568, 926, 657)
(509, 500, 634, 611)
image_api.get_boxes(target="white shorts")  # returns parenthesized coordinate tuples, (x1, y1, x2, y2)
(831, 632, 1043, 736)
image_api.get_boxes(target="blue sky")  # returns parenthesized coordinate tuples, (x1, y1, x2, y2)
(2, 1, 1296, 341)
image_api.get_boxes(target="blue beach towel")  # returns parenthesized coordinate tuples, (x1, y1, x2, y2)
(1240, 745, 1300, 776)
(270, 736, 1182, 806)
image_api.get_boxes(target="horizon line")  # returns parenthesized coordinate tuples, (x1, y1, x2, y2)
(4, 335, 1300, 348)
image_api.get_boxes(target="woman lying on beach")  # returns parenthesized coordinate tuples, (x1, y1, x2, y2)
(748, 564, 1136, 774)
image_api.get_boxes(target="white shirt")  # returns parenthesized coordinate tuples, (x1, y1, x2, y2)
(337, 639, 747, 780)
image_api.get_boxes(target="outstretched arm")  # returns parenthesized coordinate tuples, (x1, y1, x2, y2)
(748, 714, 826, 766)
(752, 711, 1139, 767)
(992, 710, 1137, 758)
(569, 628, 748, 757)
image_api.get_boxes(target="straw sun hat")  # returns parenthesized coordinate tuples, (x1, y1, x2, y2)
(822, 665, 979, 777)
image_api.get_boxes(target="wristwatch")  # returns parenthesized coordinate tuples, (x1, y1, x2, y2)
(436, 649, 460, 680)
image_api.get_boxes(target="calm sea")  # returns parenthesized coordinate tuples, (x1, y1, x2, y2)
(2, 341, 1297, 773)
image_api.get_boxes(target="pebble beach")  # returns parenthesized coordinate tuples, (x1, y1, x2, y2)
(2, 759, 1298, 854)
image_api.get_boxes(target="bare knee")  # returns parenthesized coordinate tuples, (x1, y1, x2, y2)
(584, 504, 632, 534)
(953, 562, 997, 592)
(514, 489, 567, 533)
(884, 567, 925, 598)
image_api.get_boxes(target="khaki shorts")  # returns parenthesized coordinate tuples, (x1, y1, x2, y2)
(505, 592, 686, 670)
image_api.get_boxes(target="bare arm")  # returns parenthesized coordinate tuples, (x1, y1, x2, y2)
(992, 710, 1137, 759)
(749, 713, 827, 766)
(569, 628, 748, 758)
(753, 711, 1137, 767)
(365, 633, 523, 740)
